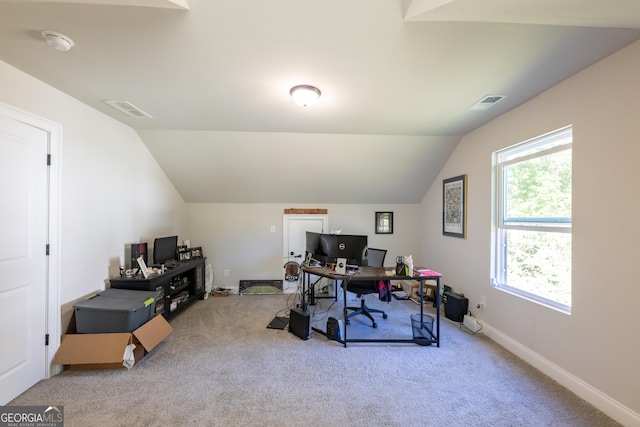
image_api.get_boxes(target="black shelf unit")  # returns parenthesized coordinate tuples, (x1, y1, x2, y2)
(110, 258, 205, 320)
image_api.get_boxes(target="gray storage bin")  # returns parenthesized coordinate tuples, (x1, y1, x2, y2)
(98, 288, 164, 316)
(98, 288, 160, 302)
(73, 290, 158, 333)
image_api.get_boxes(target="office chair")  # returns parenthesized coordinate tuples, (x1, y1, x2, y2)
(342, 248, 389, 328)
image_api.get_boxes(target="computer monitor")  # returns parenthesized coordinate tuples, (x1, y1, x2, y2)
(305, 231, 321, 253)
(305, 231, 322, 262)
(153, 235, 178, 265)
(319, 234, 368, 266)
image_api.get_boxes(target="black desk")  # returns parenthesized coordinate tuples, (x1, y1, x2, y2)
(110, 258, 205, 319)
(301, 265, 441, 347)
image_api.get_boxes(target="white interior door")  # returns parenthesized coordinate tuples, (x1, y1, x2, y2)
(282, 214, 327, 293)
(0, 114, 48, 404)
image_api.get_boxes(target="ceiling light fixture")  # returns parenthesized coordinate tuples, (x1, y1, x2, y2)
(290, 85, 321, 107)
(42, 31, 75, 52)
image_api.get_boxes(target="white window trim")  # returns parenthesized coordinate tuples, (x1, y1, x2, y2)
(492, 126, 572, 314)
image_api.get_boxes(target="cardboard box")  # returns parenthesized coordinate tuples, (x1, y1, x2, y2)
(423, 284, 437, 301)
(52, 313, 173, 371)
(401, 280, 438, 301)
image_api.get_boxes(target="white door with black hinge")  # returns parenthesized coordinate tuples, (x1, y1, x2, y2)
(282, 214, 328, 293)
(0, 113, 48, 405)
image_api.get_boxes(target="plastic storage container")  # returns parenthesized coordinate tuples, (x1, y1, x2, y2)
(97, 288, 160, 303)
(99, 288, 164, 316)
(73, 289, 159, 333)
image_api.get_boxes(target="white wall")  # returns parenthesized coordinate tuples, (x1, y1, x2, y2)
(0, 61, 186, 306)
(419, 40, 640, 422)
(185, 203, 420, 290)
(3, 36, 639, 422)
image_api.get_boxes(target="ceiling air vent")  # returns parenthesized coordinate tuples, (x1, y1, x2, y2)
(104, 100, 153, 118)
(467, 95, 506, 111)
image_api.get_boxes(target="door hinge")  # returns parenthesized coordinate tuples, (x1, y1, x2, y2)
(45, 334, 49, 346)
(47, 154, 51, 166)
(46, 244, 50, 256)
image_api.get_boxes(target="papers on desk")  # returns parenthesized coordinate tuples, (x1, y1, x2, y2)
(415, 269, 442, 277)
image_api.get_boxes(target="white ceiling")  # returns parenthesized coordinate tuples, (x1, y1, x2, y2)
(1, 0, 639, 203)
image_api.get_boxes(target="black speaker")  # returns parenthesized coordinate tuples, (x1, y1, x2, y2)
(326, 317, 342, 341)
(289, 308, 311, 340)
(443, 291, 469, 322)
(125, 243, 148, 269)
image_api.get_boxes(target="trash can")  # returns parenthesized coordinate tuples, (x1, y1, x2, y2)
(411, 313, 434, 346)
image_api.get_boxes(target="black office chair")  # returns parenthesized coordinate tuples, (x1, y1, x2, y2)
(342, 248, 389, 328)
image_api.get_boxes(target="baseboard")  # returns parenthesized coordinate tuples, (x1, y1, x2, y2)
(483, 322, 640, 426)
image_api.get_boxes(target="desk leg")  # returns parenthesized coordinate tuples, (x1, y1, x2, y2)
(436, 277, 440, 347)
(342, 279, 347, 348)
(302, 272, 307, 309)
(420, 278, 424, 321)
(417, 277, 439, 347)
(309, 272, 316, 306)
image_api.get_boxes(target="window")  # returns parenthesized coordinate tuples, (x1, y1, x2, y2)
(492, 126, 572, 312)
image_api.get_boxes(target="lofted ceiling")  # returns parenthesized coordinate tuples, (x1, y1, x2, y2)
(1, 0, 640, 203)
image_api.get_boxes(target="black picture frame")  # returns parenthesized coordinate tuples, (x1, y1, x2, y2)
(443, 174, 467, 238)
(190, 247, 203, 259)
(375, 211, 393, 234)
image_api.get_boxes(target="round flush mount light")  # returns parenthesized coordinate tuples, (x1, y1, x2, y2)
(290, 85, 321, 107)
(42, 31, 75, 52)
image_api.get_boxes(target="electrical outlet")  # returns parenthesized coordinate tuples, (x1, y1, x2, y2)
(478, 295, 486, 312)
(224, 269, 230, 277)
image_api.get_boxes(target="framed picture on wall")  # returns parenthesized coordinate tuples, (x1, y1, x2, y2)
(443, 174, 467, 238)
(375, 211, 393, 234)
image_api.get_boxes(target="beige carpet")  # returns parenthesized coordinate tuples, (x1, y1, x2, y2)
(9, 293, 619, 426)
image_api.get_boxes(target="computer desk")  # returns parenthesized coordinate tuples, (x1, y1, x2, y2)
(301, 265, 441, 347)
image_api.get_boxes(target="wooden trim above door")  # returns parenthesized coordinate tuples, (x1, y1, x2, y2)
(284, 208, 327, 214)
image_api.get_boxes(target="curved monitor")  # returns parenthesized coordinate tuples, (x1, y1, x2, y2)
(319, 234, 368, 266)
(305, 231, 322, 255)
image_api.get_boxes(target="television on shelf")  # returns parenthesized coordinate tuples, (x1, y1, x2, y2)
(318, 234, 368, 266)
(153, 235, 178, 266)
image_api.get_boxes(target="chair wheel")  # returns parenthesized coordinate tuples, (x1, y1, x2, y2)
(372, 322, 378, 328)
(383, 314, 388, 319)
(346, 319, 350, 325)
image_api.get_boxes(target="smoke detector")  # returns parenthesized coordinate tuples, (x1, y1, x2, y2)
(42, 31, 75, 52)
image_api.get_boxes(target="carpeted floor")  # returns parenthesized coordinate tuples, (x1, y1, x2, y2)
(9, 293, 620, 426)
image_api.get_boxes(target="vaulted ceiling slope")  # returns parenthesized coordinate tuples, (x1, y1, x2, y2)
(1, 0, 640, 203)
